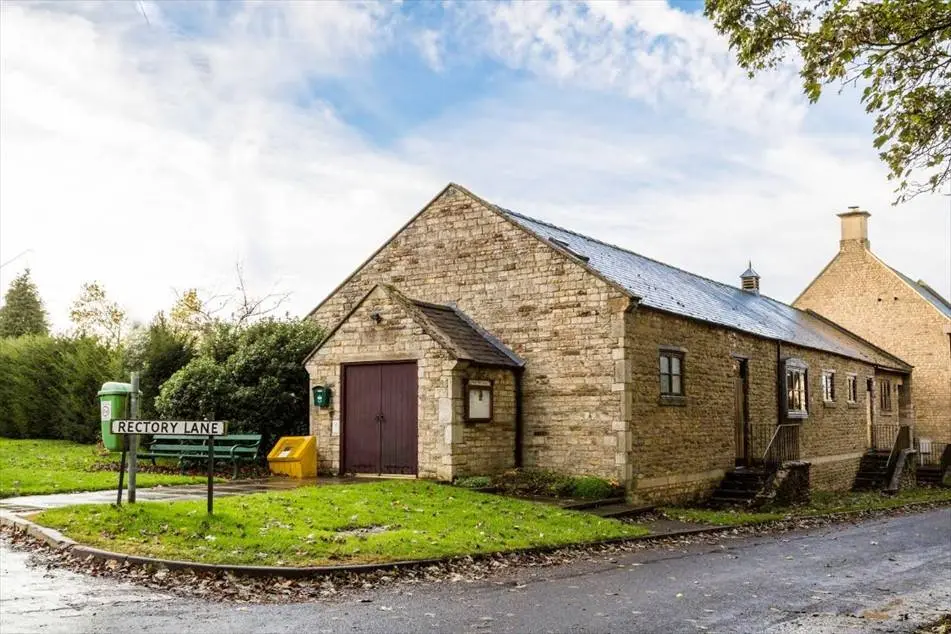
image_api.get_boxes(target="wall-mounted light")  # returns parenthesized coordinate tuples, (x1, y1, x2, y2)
(370, 311, 383, 324)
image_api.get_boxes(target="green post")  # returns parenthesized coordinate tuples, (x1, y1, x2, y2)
(98, 382, 133, 452)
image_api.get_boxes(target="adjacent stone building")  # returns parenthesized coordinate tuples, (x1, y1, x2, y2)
(304, 184, 913, 502)
(794, 209, 951, 450)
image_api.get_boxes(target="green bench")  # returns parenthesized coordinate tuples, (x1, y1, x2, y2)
(141, 434, 262, 478)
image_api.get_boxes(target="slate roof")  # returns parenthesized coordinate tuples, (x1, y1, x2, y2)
(411, 300, 523, 368)
(498, 208, 911, 371)
(888, 267, 951, 320)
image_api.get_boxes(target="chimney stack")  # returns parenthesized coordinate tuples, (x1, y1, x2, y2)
(837, 206, 870, 250)
(740, 261, 760, 295)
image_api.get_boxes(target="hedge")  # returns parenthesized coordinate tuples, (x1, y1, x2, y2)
(0, 336, 121, 443)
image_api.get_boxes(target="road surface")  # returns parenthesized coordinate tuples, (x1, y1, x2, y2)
(1, 509, 949, 633)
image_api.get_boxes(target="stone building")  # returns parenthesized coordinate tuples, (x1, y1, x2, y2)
(304, 184, 912, 502)
(794, 209, 951, 453)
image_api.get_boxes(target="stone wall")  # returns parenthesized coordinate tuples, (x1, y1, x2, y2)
(809, 456, 862, 492)
(795, 240, 951, 443)
(307, 185, 631, 481)
(305, 285, 453, 478)
(452, 365, 517, 477)
(628, 308, 774, 502)
(628, 308, 880, 500)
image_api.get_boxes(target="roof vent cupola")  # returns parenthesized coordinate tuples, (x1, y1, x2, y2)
(837, 206, 871, 251)
(740, 262, 760, 295)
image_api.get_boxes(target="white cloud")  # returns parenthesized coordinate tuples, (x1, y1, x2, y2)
(454, 0, 806, 135)
(415, 29, 444, 71)
(0, 1, 434, 328)
(0, 0, 947, 335)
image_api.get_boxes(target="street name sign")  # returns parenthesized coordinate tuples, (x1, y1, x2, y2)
(111, 420, 227, 436)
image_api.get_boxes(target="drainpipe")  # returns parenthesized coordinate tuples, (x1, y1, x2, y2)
(514, 367, 524, 469)
(776, 340, 783, 426)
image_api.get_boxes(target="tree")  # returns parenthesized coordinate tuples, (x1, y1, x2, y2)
(0, 269, 49, 338)
(170, 262, 291, 337)
(69, 282, 127, 348)
(123, 312, 195, 418)
(706, 0, 951, 202)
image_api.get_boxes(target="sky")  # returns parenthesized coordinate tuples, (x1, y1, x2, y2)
(1, 0, 949, 331)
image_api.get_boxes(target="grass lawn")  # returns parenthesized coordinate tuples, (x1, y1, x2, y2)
(663, 487, 951, 527)
(34, 480, 648, 566)
(0, 438, 207, 498)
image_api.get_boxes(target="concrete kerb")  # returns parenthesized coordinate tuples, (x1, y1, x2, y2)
(2, 500, 948, 580)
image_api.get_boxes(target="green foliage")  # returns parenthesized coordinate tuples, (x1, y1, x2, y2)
(34, 480, 648, 566)
(0, 269, 49, 338)
(0, 336, 121, 442)
(156, 318, 323, 452)
(490, 469, 623, 500)
(706, 0, 951, 203)
(454, 475, 494, 489)
(0, 438, 205, 497)
(568, 476, 622, 500)
(663, 486, 951, 526)
(122, 314, 195, 418)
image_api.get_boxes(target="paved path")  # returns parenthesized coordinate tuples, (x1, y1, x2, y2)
(1, 508, 948, 633)
(0, 477, 361, 512)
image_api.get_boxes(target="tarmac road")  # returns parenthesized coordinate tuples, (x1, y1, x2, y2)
(1, 508, 949, 633)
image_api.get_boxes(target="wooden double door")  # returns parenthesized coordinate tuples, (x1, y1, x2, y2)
(342, 362, 418, 475)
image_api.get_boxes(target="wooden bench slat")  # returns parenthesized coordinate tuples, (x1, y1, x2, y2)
(142, 433, 263, 477)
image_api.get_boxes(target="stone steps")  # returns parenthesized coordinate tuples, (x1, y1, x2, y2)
(709, 468, 770, 507)
(584, 502, 655, 519)
(852, 451, 892, 492)
(916, 465, 947, 487)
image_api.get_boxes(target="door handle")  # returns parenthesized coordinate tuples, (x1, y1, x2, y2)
(375, 413, 385, 424)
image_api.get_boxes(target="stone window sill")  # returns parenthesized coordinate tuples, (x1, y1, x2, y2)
(786, 410, 808, 421)
(658, 395, 686, 407)
(823, 400, 836, 408)
(847, 402, 860, 409)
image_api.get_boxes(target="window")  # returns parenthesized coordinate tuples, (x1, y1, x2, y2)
(548, 237, 589, 262)
(659, 351, 684, 396)
(847, 375, 858, 403)
(821, 371, 836, 402)
(466, 380, 493, 422)
(784, 359, 808, 419)
(879, 379, 892, 411)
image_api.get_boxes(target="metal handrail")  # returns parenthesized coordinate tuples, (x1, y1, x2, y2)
(870, 423, 901, 451)
(761, 423, 800, 465)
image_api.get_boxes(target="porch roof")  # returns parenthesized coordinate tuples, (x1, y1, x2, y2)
(408, 298, 524, 368)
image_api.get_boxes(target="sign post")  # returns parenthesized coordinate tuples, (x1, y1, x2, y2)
(116, 436, 126, 506)
(207, 434, 215, 514)
(128, 372, 139, 504)
(111, 420, 227, 514)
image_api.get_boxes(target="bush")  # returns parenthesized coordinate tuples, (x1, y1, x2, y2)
(568, 476, 622, 500)
(156, 318, 323, 453)
(0, 336, 121, 442)
(489, 469, 623, 500)
(454, 475, 493, 489)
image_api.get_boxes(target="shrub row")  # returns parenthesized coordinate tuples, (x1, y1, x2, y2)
(0, 336, 121, 442)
